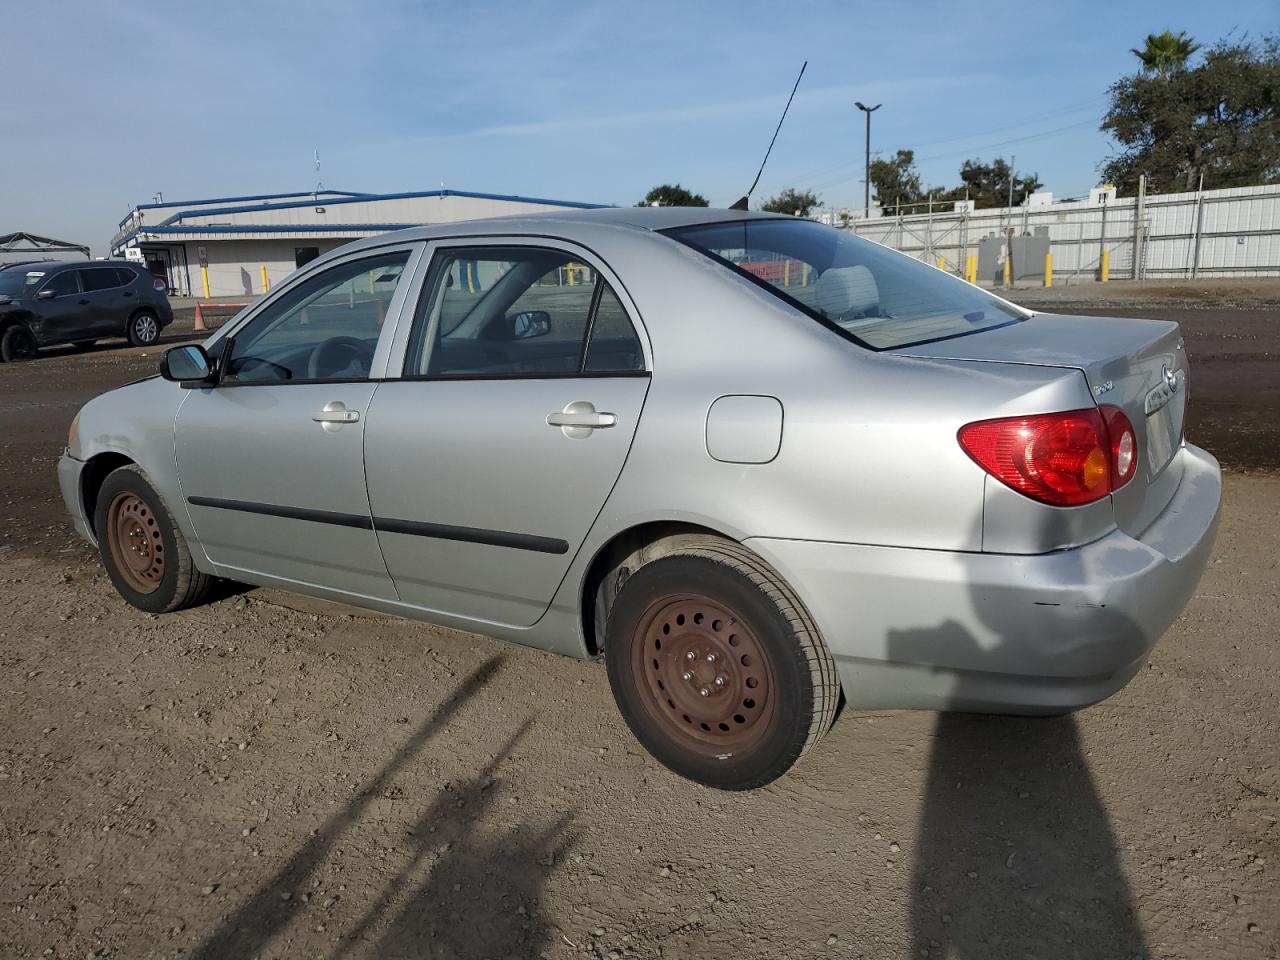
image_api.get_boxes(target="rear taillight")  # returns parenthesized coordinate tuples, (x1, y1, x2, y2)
(958, 405, 1137, 507)
(153, 277, 166, 291)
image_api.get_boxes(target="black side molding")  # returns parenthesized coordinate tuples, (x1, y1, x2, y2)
(186, 496, 568, 554)
(186, 496, 373, 530)
(372, 516, 568, 555)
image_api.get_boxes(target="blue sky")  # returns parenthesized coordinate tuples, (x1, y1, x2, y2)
(2, 0, 1274, 253)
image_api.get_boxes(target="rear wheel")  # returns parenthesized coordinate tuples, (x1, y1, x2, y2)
(127, 311, 160, 347)
(0, 325, 38, 362)
(95, 465, 214, 613)
(605, 538, 839, 790)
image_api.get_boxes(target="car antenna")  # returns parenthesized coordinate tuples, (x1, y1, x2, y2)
(730, 61, 807, 211)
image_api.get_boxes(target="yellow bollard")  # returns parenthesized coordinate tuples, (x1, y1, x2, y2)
(1003, 257, 1012, 288)
(1044, 253, 1053, 288)
(801, 263, 809, 287)
(783, 260, 791, 287)
(200, 265, 210, 299)
(964, 255, 977, 284)
(1100, 250, 1110, 283)
(937, 257, 946, 272)
(260, 265, 270, 293)
(567, 262, 575, 287)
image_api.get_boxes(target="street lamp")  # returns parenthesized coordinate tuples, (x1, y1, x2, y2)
(855, 101, 881, 219)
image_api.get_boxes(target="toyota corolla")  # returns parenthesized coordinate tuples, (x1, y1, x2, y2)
(58, 208, 1221, 789)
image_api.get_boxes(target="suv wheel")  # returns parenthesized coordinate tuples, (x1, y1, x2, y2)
(605, 537, 840, 790)
(0, 325, 38, 362)
(127, 311, 160, 347)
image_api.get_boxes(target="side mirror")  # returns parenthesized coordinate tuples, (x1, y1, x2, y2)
(510, 309, 552, 340)
(160, 344, 213, 383)
(35, 289, 56, 301)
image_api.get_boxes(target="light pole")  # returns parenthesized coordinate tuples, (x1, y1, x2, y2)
(855, 101, 881, 219)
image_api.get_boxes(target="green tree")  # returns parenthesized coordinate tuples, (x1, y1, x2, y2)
(637, 184, 708, 207)
(1102, 35, 1279, 192)
(938, 157, 1042, 209)
(869, 149, 926, 215)
(760, 188, 820, 216)
(1131, 30, 1200, 77)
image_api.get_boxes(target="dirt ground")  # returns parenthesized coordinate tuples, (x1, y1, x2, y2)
(1, 294, 1277, 960)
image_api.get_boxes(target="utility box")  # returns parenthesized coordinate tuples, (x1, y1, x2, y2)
(977, 232, 1051, 283)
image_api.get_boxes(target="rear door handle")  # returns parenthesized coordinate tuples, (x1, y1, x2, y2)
(313, 400, 359, 431)
(547, 401, 616, 438)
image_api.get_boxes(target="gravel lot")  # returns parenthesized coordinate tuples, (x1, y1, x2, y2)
(2, 291, 1277, 960)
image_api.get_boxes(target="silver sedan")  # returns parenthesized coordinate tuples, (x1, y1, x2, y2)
(59, 208, 1221, 789)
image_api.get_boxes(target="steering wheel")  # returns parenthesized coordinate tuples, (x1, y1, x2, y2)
(308, 336, 375, 380)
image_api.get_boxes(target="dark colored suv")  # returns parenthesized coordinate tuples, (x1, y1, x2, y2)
(0, 260, 174, 361)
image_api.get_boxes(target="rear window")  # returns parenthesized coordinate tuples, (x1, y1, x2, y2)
(665, 218, 1025, 350)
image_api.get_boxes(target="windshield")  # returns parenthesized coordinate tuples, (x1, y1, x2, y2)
(0, 269, 43, 298)
(666, 218, 1026, 350)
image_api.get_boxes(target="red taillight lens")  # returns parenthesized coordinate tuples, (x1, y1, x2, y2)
(958, 405, 1138, 506)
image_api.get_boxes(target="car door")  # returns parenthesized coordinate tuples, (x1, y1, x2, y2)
(175, 244, 423, 598)
(79, 267, 131, 336)
(364, 241, 650, 627)
(31, 269, 96, 343)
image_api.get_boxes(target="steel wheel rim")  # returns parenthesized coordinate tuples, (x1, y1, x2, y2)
(135, 315, 158, 343)
(631, 593, 777, 757)
(106, 492, 164, 593)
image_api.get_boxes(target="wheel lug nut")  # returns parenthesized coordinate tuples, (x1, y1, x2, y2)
(698, 687, 710, 697)
(706, 653, 717, 663)
(685, 650, 697, 661)
(681, 671, 693, 681)
(714, 676, 726, 687)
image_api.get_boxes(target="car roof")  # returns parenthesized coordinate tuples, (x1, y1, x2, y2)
(7, 260, 133, 272)
(373, 205, 794, 245)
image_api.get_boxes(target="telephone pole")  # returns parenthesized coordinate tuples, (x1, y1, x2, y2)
(855, 101, 881, 219)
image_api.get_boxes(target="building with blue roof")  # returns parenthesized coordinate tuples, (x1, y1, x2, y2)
(110, 188, 604, 297)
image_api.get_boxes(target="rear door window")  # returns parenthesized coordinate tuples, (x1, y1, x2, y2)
(407, 247, 597, 377)
(82, 268, 124, 292)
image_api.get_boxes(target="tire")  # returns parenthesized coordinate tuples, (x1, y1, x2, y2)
(127, 311, 161, 347)
(72, 340, 98, 351)
(94, 464, 214, 613)
(0, 325, 38, 362)
(604, 537, 840, 790)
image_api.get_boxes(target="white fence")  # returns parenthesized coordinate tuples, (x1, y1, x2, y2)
(844, 183, 1280, 280)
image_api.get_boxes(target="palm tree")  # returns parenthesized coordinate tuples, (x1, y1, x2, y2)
(1131, 31, 1200, 77)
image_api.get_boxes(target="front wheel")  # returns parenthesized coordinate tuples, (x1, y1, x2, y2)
(0, 325, 38, 362)
(95, 465, 214, 613)
(127, 311, 161, 347)
(605, 538, 840, 790)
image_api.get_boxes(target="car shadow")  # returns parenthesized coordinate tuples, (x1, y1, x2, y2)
(187, 655, 569, 960)
(886, 514, 1150, 958)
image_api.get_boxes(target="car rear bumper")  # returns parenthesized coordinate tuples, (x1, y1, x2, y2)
(747, 443, 1222, 715)
(58, 451, 96, 546)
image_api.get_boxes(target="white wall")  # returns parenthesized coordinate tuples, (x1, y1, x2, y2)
(186, 238, 349, 298)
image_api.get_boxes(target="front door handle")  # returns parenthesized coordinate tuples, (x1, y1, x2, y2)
(547, 400, 616, 439)
(313, 400, 359, 432)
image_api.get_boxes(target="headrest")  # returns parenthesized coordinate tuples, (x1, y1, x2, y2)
(814, 264, 879, 321)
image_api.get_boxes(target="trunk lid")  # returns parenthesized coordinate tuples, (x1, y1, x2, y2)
(894, 312, 1188, 536)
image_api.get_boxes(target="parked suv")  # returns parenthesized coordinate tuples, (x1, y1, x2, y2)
(0, 260, 174, 361)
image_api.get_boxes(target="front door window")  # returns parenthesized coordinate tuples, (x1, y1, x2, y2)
(224, 252, 409, 383)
